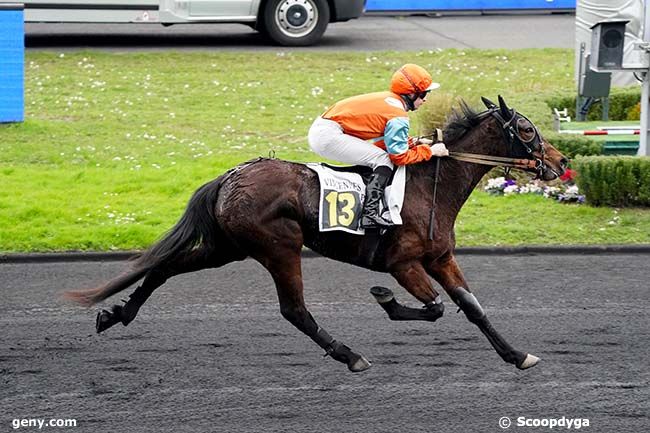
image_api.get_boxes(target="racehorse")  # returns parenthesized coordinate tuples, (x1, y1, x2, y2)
(65, 96, 568, 372)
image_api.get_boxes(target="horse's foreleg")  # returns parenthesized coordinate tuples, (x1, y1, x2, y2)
(264, 254, 371, 373)
(426, 254, 539, 370)
(374, 262, 444, 322)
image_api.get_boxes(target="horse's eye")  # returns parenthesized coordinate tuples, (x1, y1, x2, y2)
(525, 128, 534, 133)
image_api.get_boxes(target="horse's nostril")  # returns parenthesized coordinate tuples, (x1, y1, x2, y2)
(560, 157, 568, 168)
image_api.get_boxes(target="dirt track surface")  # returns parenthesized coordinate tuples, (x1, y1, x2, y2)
(1, 253, 649, 432)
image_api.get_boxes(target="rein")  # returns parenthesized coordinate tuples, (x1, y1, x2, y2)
(420, 107, 547, 177)
(427, 157, 441, 241)
(448, 151, 540, 171)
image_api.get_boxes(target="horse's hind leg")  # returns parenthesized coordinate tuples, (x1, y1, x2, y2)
(262, 253, 371, 373)
(426, 254, 539, 370)
(372, 261, 444, 322)
(96, 250, 240, 333)
(95, 267, 168, 333)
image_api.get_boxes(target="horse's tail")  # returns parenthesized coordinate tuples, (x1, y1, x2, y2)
(64, 177, 224, 307)
(63, 267, 151, 307)
(132, 177, 223, 270)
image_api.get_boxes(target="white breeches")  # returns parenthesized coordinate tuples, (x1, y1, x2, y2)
(308, 117, 393, 170)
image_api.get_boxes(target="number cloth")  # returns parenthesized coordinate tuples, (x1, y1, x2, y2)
(306, 163, 406, 234)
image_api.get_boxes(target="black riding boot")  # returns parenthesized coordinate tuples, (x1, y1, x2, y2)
(360, 166, 393, 229)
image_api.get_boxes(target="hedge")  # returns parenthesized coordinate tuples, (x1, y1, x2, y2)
(545, 133, 604, 159)
(574, 156, 650, 207)
(546, 87, 641, 121)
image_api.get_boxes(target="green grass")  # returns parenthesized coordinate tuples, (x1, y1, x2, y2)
(457, 193, 650, 246)
(1, 49, 649, 252)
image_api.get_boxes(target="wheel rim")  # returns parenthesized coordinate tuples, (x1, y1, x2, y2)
(274, 0, 318, 39)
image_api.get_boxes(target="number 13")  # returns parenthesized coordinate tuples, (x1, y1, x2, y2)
(325, 191, 356, 227)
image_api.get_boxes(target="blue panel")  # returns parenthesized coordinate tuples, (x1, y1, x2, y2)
(0, 9, 24, 123)
(366, 0, 576, 11)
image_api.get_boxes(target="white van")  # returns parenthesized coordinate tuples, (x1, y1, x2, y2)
(18, 0, 366, 46)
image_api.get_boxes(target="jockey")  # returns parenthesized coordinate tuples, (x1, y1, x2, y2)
(308, 63, 449, 229)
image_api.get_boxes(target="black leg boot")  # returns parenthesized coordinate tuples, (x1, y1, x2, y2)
(360, 166, 393, 229)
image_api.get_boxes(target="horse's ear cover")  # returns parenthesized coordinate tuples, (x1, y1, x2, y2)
(481, 96, 496, 109)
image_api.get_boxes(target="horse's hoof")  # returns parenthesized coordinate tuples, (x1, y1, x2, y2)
(423, 302, 444, 321)
(348, 355, 372, 373)
(370, 286, 394, 304)
(96, 310, 113, 333)
(328, 342, 372, 373)
(517, 353, 540, 370)
(95, 305, 122, 334)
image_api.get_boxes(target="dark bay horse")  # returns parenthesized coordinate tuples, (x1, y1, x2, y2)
(65, 96, 568, 372)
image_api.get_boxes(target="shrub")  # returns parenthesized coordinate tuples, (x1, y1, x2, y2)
(416, 92, 461, 135)
(545, 87, 641, 121)
(574, 156, 650, 207)
(608, 89, 643, 120)
(544, 132, 603, 159)
(627, 102, 642, 121)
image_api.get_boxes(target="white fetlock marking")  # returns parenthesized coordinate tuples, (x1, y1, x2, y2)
(519, 354, 540, 369)
(350, 356, 372, 372)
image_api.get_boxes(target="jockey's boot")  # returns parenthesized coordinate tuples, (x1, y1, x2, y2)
(360, 166, 393, 229)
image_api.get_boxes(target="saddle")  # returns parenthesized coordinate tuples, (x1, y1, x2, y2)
(319, 162, 373, 182)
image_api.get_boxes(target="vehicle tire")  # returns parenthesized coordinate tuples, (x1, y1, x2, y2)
(261, 0, 330, 46)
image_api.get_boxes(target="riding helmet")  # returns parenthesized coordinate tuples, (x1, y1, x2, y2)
(390, 64, 440, 95)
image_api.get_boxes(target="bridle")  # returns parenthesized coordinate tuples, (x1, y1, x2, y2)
(425, 104, 553, 240)
(446, 107, 550, 179)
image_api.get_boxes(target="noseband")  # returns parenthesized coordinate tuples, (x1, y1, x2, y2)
(447, 107, 548, 178)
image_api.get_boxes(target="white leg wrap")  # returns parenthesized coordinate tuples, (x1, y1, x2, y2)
(450, 287, 485, 320)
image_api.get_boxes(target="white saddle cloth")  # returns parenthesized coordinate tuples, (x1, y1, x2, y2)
(307, 163, 406, 235)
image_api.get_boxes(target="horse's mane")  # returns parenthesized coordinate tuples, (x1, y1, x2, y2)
(442, 101, 482, 145)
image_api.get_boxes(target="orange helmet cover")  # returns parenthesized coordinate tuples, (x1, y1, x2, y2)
(390, 64, 437, 95)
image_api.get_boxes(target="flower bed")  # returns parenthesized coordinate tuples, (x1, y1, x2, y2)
(484, 176, 585, 204)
